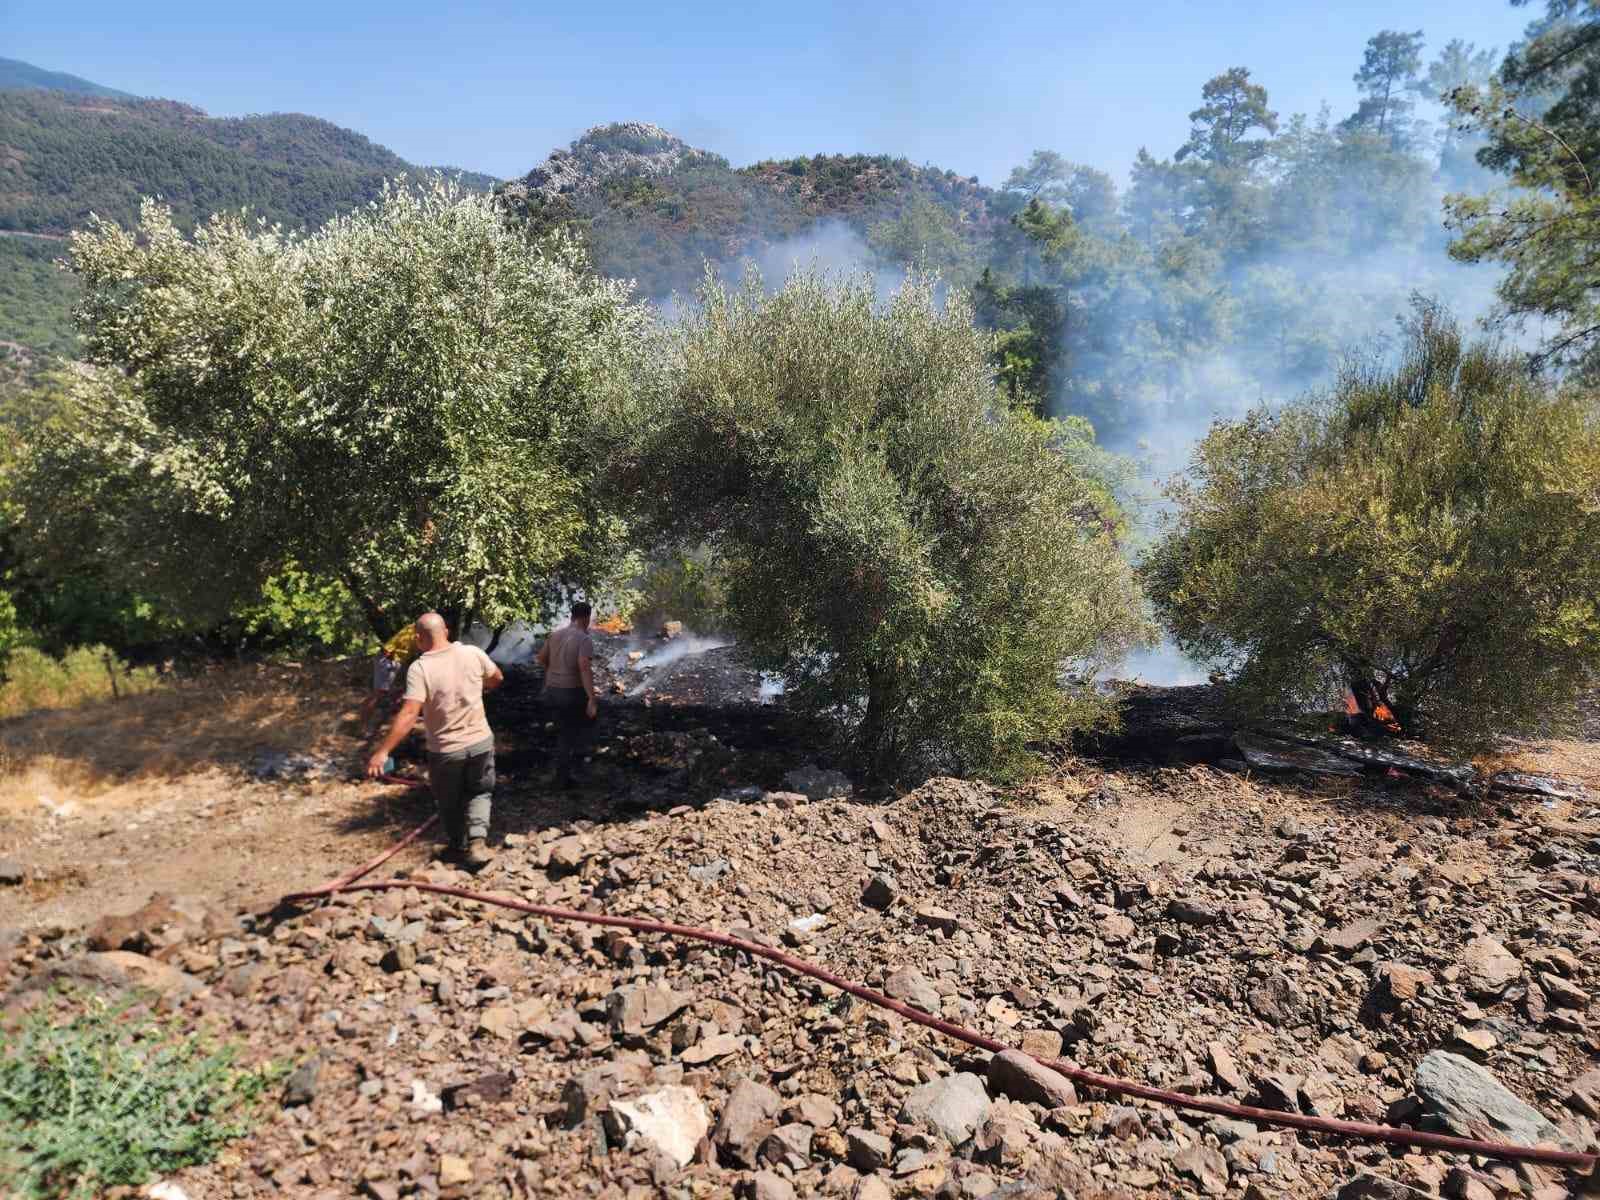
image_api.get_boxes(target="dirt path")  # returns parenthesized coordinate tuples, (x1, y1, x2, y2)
(2, 769, 436, 932)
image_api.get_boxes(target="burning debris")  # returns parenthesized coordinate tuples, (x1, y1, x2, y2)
(1344, 676, 1403, 738)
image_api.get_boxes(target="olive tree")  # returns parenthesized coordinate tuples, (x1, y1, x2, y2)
(1143, 305, 1600, 744)
(618, 268, 1148, 781)
(20, 178, 648, 639)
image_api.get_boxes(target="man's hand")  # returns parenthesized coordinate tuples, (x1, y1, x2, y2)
(366, 699, 421, 780)
(586, 696, 598, 720)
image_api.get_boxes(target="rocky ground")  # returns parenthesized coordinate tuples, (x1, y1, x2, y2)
(2, 644, 1599, 1200)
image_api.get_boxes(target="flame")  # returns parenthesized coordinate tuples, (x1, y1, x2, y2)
(1344, 688, 1402, 734)
(1372, 700, 1401, 733)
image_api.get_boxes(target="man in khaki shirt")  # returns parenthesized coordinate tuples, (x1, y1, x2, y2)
(537, 600, 598, 788)
(367, 612, 503, 868)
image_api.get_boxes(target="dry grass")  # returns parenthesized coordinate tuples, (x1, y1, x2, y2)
(0, 660, 366, 818)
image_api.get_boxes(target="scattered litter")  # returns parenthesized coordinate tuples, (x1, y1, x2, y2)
(250, 749, 344, 781)
(688, 858, 733, 883)
(789, 913, 828, 933)
(409, 1079, 442, 1114)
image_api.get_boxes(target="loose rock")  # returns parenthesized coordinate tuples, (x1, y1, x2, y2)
(608, 1086, 710, 1169)
(986, 1050, 1077, 1109)
(1414, 1051, 1567, 1149)
(900, 1072, 992, 1146)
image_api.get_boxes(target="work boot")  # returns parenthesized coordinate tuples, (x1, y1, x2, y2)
(464, 838, 494, 871)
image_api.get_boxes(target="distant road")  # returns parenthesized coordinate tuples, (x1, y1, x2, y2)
(0, 229, 67, 241)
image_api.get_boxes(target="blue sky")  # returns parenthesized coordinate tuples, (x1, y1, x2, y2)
(7, 0, 1538, 185)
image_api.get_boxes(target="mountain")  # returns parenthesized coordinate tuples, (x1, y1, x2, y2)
(2, 104, 1002, 381)
(499, 122, 1009, 299)
(0, 89, 494, 235)
(0, 57, 133, 100)
(0, 85, 497, 381)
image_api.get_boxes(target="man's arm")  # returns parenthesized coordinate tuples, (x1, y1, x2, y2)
(366, 699, 422, 777)
(483, 662, 505, 692)
(579, 653, 597, 719)
(535, 640, 550, 670)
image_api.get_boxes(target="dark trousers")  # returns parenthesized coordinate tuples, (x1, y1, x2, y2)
(427, 735, 495, 847)
(544, 686, 590, 781)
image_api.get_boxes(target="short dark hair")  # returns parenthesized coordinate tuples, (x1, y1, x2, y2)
(571, 601, 593, 620)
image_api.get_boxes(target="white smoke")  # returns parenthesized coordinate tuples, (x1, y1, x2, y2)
(654, 219, 909, 324)
(462, 619, 545, 666)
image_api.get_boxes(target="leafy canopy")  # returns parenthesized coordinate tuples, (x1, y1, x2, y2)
(19, 177, 648, 639)
(1448, 0, 1600, 377)
(620, 267, 1149, 780)
(1143, 304, 1600, 745)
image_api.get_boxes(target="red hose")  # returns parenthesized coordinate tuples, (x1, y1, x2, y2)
(285, 773, 434, 901)
(283, 809, 1599, 1173)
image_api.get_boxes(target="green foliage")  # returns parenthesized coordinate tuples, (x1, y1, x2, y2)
(622, 268, 1149, 780)
(229, 566, 366, 654)
(502, 149, 1006, 303)
(1143, 305, 1600, 745)
(0, 237, 78, 362)
(0, 89, 494, 363)
(0, 585, 21, 662)
(16, 178, 648, 642)
(867, 194, 976, 285)
(0, 991, 281, 1198)
(1447, 0, 1600, 376)
(0, 645, 158, 718)
(1175, 67, 1279, 167)
(1343, 30, 1427, 147)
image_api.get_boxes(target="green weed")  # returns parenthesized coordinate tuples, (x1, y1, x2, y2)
(0, 992, 283, 1199)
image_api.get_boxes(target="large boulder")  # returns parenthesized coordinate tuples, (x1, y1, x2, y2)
(714, 1079, 782, 1167)
(781, 763, 853, 801)
(1460, 937, 1520, 996)
(1414, 1051, 1567, 1148)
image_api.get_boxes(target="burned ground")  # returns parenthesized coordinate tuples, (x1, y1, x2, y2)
(0, 641, 1597, 1200)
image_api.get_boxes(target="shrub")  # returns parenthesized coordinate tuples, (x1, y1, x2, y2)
(622, 268, 1148, 780)
(0, 645, 157, 719)
(0, 992, 282, 1198)
(1143, 305, 1600, 744)
(22, 178, 647, 642)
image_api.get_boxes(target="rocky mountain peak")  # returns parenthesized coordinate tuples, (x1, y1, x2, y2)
(502, 122, 719, 204)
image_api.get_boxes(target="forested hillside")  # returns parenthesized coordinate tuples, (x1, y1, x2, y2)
(0, 89, 496, 234)
(0, 82, 495, 375)
(498, 126, 1007, 300)
(499, 32, 1508, 451)
(0, 57, 132, 99)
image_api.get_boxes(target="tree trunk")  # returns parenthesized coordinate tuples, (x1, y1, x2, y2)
(1344, 663, 1401, 736)
(341, 570, 394, 641)
(862, 664, 894, 781)
(441, 602, 468, 641)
